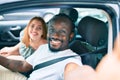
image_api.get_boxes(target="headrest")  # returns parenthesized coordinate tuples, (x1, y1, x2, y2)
(59, 8, 78, 23)
(77, 16, 108, 47)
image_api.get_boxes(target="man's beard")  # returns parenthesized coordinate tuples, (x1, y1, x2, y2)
(48, 44, 61, 52)
(48, 37, 63, 52)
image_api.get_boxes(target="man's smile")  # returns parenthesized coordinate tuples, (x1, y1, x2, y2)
(49, 37, 63, 46)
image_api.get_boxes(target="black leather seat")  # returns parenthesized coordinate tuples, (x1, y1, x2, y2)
(70, 16, 108, 68)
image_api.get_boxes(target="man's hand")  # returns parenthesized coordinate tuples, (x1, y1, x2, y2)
(96, 33, 120, 80)
(64, 33, 120, 80)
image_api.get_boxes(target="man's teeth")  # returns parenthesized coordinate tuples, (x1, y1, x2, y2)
(51, 40, 60, 44)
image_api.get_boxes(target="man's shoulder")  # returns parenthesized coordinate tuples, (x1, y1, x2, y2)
(34, 44, 48, 53)
(65, 49, 78, 55)
(38, 44, 48, 49)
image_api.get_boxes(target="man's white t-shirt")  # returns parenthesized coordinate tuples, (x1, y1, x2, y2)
(26, 44, 82, 80)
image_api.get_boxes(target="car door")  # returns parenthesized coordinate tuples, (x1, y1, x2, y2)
(0, 12, 26, 49)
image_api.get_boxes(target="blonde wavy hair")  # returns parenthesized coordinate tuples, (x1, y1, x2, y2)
(22, 16, 47, 47)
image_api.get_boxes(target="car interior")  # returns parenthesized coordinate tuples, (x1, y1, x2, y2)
(0, 1, 116, 69)
(0, 1, 119, 80)
(70, 16, 108, 68)
(0, 8, 109, 69)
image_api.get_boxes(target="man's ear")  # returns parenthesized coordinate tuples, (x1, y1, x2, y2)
(70, 32, 74, 42)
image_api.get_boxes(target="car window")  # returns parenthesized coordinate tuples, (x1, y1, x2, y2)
(76, 8, 107, 23)
(0, 7, 110, 68)
(0, 7, 109, 45)
(0, 8, 107, 23)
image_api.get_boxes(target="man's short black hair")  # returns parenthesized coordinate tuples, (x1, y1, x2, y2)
(48, 13, 75, 33)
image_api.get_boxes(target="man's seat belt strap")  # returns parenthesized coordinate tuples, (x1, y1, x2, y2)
(34, 55, 78, 71)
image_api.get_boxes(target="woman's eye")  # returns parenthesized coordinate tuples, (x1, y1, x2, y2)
(38, 27, 42, 30)
(30, 25, 34, 28)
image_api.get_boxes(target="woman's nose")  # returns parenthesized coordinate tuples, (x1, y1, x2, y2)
(33, 27, 38, 31)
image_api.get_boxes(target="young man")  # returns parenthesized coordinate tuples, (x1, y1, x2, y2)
(0, 14, 82, 80)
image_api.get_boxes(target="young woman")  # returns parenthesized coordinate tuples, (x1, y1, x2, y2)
(0, 16, 47, 59)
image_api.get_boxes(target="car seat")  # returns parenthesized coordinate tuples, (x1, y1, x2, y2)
(70, 16, 108, 68)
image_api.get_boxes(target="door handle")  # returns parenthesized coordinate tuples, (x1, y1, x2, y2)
(10, 26, 21, 31)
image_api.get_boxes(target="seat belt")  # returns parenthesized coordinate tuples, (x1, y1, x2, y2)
(34, 55, 78, 71)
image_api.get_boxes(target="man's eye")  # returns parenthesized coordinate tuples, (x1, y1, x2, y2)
(59, 30, 66, 34)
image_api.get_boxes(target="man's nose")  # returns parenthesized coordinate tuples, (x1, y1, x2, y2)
(52, 31, 60, 38)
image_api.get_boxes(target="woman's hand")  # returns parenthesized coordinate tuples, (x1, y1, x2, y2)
(0, 47, 11, 57)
